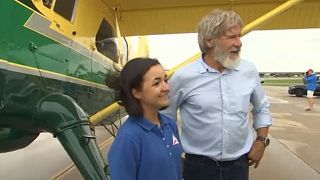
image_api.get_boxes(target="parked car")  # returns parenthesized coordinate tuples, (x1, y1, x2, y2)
(288, 81, 320, 97)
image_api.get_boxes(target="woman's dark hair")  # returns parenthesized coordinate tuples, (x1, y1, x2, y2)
(116, 57, 160, 117)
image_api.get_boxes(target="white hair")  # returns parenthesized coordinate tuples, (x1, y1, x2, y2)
(198, 9, 243, 53)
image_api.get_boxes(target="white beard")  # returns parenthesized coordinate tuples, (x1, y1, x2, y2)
(214, 46, 241, 69)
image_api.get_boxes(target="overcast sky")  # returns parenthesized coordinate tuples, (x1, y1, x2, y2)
(148, 29, 320, 73)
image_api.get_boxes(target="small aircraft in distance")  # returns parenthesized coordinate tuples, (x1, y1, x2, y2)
(1, 0, 319, 179)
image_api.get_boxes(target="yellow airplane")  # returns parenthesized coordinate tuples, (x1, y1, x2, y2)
(0, 0, 319, 179)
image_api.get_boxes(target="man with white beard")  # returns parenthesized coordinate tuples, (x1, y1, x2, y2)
(162, 9, 272, 180)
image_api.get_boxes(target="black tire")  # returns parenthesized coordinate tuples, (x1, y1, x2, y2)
(295, 89, 304, 97)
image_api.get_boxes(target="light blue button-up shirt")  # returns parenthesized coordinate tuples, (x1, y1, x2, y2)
(162, 57, 271, 161)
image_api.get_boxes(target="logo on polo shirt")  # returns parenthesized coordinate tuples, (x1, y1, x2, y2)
(172, 134, 180, 145)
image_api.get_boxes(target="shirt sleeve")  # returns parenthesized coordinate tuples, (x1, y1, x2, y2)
(311, 75, 317, 82)
(250, 67, 272, 129)
(305, 74, 317, 82)
(108, 134, 140, 180)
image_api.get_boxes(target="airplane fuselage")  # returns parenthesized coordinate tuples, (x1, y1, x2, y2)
(0, 0, 128, 179)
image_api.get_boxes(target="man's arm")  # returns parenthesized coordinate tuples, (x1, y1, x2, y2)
(248, 127, 269, 168)
(161, 73, 183, 121)
(249, 68, 272, 168)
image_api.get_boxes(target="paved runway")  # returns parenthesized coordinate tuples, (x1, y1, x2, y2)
(1, 86, 319, 180)
(251, 86, 320, 180)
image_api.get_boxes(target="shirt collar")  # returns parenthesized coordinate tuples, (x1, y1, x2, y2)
(135, 113, 169, 131)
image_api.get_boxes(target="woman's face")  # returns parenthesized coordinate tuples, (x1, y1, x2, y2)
(132, 64, 169, 111)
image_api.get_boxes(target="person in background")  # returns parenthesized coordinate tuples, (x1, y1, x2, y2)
(108, 57, 183, 180)
(162, 9, 272, 180)
(304, 68, 317, 111)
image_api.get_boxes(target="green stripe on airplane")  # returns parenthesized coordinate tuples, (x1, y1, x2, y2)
(0, 0, 113, 86)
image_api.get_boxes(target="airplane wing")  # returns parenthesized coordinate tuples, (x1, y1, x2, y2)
(102, 0, 320, 36)
(91, 0, 320, 124)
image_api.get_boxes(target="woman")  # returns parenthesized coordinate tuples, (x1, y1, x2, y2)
(108, 57, 183, 180)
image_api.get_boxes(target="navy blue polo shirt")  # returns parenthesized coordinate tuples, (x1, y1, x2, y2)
(108, 113, 183, 180)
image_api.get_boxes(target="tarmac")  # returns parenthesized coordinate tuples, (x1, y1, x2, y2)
(249, 135, 319, 180)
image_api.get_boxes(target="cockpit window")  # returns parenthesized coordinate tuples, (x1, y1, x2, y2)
(53, 0, 77, 22)
(95, 19, 119, 63)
